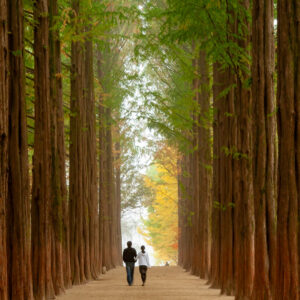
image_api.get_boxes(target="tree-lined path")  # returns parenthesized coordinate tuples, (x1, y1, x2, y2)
(58, 267, 234, 300)
(1, 0, 300, 300)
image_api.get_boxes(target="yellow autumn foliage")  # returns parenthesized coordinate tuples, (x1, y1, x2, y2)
(141, 144, 178, 265)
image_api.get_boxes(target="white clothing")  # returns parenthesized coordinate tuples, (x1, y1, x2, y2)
(137, 251, 151, 267)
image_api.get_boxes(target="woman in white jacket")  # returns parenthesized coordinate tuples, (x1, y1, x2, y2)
(137, 245, 151, 286)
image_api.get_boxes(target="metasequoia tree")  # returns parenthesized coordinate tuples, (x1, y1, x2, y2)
(209, 62, 224, 289)
(196, 51, 211, 279)
(115, 130, 123, 266)
(177, 159, 183, 267)
(190, 49, 211, 279)
(49, 0, 69, 293)
(276, 1, 300, 299)
(31, 0, 55, 298)
(0, 0, 8, 298)
(190, 52, 201, 277)
(210, 3, 255, 298)
(107, 117, 118, 267)
(97, 52, 111, 271)
(84, 32, 99, 279)
(97, 47, 123, 271)
(234, 2, 255, 299)
(98, 99, 108, 271)
(218, 65, 235, 296)
(69, 0, 88, 284)
(104, 107, 115, 269)
(251, 0, 276, 299)
(7, 0, 33, 298)
(214, 12, 236, 294)
(179, 153, 193, 271)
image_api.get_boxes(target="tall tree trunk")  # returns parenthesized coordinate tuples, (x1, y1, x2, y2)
(190, 49, 212, 279)
(178, 156, 189, 269)
(115, 130, 123, 266)
(209, 62, 223, 289)
(49, 0, 68, 294)
(180, 153, 192, 271)
(99, 106, 113, 270)
(31, 0, 55, 298)
(214, 13, 237, 296)
(82, 93, 91, 281)
(97, 52, 114, 271)
(55, 24, 72, 290)
(251, 0, 276, 299)
(98, 97, 108, 272)
(7, 0, 33, 298)
(234, 2, 255, 299)
(177, 159, 183, 267)
(69, 0, 86, 284)
(84, 35, 99, 279)
(0, 0, 8, 297)
(191, 54, 200, 276)
(106, 108, 117, 268)
(219, 66, 235, 296)
(197, 51, 212, 280)
(276, 1, 300, 299)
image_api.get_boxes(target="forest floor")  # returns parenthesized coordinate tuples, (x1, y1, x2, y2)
(58, 266, 234, 299)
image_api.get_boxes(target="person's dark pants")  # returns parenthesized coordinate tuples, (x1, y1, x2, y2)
(125, 262, 135, 285)
(139, 265, 148, 283)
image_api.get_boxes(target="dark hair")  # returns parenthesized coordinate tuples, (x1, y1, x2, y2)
(141, 245, 145, 253)
(127, 241, 132, 248)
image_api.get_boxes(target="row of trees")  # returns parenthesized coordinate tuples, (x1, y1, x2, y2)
(0, 0, 126, 299)
(137, 0, 299, 299)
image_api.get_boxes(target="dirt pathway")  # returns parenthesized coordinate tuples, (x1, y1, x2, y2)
(58, 266, 234, 300)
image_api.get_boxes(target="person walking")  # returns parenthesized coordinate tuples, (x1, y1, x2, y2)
(123, 241, 137, 286)
(137, 245, 151, 286)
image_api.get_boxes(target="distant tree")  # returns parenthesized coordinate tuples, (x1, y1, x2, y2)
(141, 144, 178, 264)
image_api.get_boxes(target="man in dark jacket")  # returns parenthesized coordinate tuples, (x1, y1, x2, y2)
(123, 241, 137, 286)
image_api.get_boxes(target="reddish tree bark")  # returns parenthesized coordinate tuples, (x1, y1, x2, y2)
(106, 108, 116, 268)
(115, 129, 123, 266)
(84, 35, 99, 278)
(31, 0, 55, 298)
(97, 58, 110, 272)
(191, 53, 201, 277)
(251, 0, 276, 298)
(234, 3, 255, 299)
(219, 66, 235, 296)
(69, 0, 87, 284)
(98, 99, 108, 271)
(197, 51, 212, 280)
(6, 0, 33, 298)
(49, 0, 68, 294)
(179, 153, 193, 271)
(276, 1, 300, 299)
(190, 50, 211, 279)
(178, 154, 192, 270)
(97, 51, 117, 271)
(209, 62, 223, 289)
(177, 159, 183, 267)
(0, 0, 8, 297)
